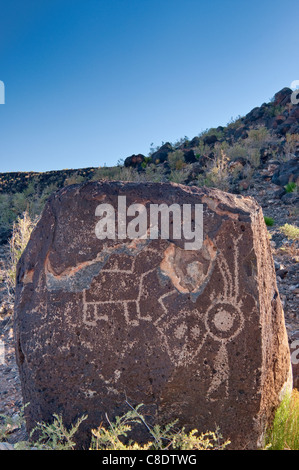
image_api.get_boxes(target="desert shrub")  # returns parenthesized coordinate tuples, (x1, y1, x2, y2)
(167, 150, 186, 170)
(0, 404, 29, 442)
(1, 211, 38, 300)
(193, 141, 210, 160)
(265, 104, 285, 118)
(0, 194, 14, 230)
(247, 126, 271, 144)
(6, 395, 299, 451)
(227, 143, 248, 161)
(284, 133, 299, 158)
(244, 147, 260, 168)
(226, 115, 242, 129)
(240, 126, 273, 168)
(264, 216, 275, 226)
(279, 223, 299, 256)
(120, 167, 144, 182)
(14, 413, 88, 450)
(0, 183, 58, 238)
(169, 166, 191, 184)
(199, 127, 225, 140)
(64, 172, 86, 186)
(143, 164, 166, 183)
(0, 192, 29, 231)
(90, 404, 230, 451)
(9, 404, 230, 451)
(172, 135, 190, 148)
(265, 389, 299, 450)
(197, 146, 231, 191)
(90, 166, 123, 181)
(285, 182, 297, 193)
(279, 223, 299, 241)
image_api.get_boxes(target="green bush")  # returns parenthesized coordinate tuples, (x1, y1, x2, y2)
(279, 223, 299, 241)
(247, 127, 271, 143)
(265, 389, 299, 450)
(285, 182, 297, 193)
(264, 216, 275, 227)
(167, 150, 186, 170)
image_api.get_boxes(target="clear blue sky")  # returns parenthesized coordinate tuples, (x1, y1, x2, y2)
(0, 0, 298, 173)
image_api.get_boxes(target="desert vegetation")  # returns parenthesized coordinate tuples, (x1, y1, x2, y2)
(0, 390, 298, 450)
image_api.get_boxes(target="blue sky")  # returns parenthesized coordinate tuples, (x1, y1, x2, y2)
(0, 0, 298, 173)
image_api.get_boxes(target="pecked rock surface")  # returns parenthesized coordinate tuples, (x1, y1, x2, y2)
(13, 181, 292, 449)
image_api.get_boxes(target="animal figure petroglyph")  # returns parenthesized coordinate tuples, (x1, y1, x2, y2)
(82, 235, 246, 401)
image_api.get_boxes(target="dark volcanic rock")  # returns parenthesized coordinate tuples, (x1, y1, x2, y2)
(0, 227, 12, 245)
(124, 154, 145, 168)
(151, 142, 173, 164)
(183, 149, 197, 163)
(273, 87, 292, 106)
(271, 157, 299, 187)
(14, 181, 292, 450)
(203, 134, 218, 145)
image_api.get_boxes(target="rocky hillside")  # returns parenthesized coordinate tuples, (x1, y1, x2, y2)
(0, 87, 298, 205)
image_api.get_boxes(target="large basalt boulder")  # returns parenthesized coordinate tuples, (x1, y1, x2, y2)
(14, 182, 292, 450)
(150, 142, 173, 163)
(273, 87, 292, 106)
(124, 153, 145, 168)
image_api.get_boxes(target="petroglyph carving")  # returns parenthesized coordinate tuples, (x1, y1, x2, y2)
(205, 234, 245, 400)
(15, 182, 292, 450)
(82, 234, 246, 400)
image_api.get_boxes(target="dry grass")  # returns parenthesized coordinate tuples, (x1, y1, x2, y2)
(0, 211, 38, 301)
(265, 389, 299, 450)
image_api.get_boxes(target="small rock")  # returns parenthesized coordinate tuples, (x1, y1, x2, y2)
(274, 260, 281, 271)
(276, 268, 288, 279)
(0, 442, 14, 450)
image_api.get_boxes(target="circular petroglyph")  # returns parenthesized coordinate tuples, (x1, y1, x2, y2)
(205, 302, 244, 342)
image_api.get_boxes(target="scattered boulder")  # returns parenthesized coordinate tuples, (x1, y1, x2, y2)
(182, 149, 197, 164)
(14, 181, 292, 450)
(273, 87, 292, 107)
(281, 192, 299, 205)
(271, 157, 299, 187)
(0, 227, 11, 245)
(124, 154, 145, 168)
(203, 134, 218, 145)
(188, 136, 200, 148)
(150, 142, 173, 164)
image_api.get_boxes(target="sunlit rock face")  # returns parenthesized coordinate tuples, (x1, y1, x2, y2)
(14, 181, 292, 449)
